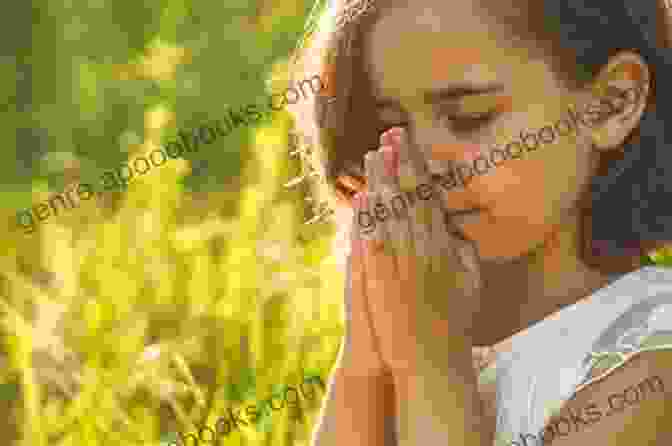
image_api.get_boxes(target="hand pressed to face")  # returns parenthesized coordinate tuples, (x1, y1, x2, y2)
(352, 127, 483, 374)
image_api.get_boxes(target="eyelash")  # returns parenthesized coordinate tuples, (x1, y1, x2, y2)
(439, 111, 498, 133)
(379, 111, 497, 137)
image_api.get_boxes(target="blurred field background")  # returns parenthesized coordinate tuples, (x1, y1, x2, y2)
(1, 1, 346, 445)
(1, 1, 672, 446)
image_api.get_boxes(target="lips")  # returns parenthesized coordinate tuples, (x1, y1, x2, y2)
(444, 207, 484, 218)
(443, 208, 484, 241)
(436, 187, 487, 223)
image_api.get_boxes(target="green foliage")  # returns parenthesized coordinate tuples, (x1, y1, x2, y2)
(12, 0, 317, 201)
(225, 366, 257, 402)
(3, 2, 671, 446)
(0, 382, 19, 401)
(2, 1, 344, 446)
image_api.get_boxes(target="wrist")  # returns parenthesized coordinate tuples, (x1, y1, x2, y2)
(392, 349, 492, 446)
(341, 349, 392, 378)
(390, 341, 475, 381)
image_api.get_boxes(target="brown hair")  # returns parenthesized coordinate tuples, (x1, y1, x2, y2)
(285, 0, 672, 272)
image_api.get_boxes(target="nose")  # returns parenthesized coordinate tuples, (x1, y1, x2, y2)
(422, 142, 485, 176)
(418, 141, 489, 212)
(406, 119, 485, 163)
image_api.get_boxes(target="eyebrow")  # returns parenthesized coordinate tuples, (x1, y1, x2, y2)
(374, 83, 505, 110)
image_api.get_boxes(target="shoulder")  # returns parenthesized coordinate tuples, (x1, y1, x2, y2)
(490, 267, 672, 445)
(547, 266, 672, 445)
(548, 349, 671, 445)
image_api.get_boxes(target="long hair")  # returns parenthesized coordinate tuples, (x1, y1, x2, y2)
(286, 0, 672, 272)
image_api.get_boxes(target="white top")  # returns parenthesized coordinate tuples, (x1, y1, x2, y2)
(339, 264, 672, 445)
(487, 266, 672, 445)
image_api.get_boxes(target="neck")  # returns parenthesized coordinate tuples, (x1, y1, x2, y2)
(472, 217, 623, 347)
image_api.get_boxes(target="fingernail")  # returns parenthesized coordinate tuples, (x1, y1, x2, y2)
(360, 191, 369, 208)
(389, 126, 404, 137)
(382, 127, 404, 146)
(353, 192, 362, 208)
(380, 129, 395, 146)
(381, 146, 399, 177)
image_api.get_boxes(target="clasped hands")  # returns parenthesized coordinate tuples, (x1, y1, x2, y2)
(349, 126, 483, 376)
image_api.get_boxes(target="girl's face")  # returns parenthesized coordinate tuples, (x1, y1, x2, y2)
(362, 0, 639, 261)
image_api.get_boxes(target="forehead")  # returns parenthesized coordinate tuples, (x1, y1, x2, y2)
(362, 0, 544, 104)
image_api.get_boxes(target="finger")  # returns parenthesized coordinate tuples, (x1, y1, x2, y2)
(358, 208, 412, 373)
(372, 145, 409, 257)
(358, 152, 381, 242)
(429, 187, 482, 281)
(378, 145, 399, 192)
(367, 147, 390, 195)
(379, 144, 411, 253)
(429, 194, 483, 338)
(347, 205, 386, 375)
(363, 150, 390, 249)
(376, 141, 415, 287)
(391, 144, 426, 348)
(401, 130, 433, 187)
(397, 131, 433, 261)
(361, 233, 405, 369)
(380, 126, 404, 148)
(392, 131, 422, 286)
(363, 149, 418, 372)
(399, 191, 464, 349)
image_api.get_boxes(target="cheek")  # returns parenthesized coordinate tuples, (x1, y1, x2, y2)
(540, 132, 592, 215)
(464, 160, 552, 257)
(428, 142, 481, 162)
(474, 102, 587, 219)
(461, 143, 584, 259)
(458, 89, 588, 257)
(470, 153, 556, 219)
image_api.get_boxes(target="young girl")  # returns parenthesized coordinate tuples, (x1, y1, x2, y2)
(287, 0, 672, 445)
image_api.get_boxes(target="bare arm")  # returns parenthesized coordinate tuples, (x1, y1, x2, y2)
(311, 253, 397, 446)
(394, 348, 494, 446)
(311, 345, 397, 446)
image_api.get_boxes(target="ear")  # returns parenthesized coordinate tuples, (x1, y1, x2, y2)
(657, 0, 672, 47)
(583, 51, 651, 152)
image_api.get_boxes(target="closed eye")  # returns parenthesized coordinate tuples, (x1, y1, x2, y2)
(379, 111, 498, 137)
(440, 111, 497, 133)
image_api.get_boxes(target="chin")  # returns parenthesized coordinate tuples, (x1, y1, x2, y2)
(456, 220, 545, 263)
(476, 243, 536, 263)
